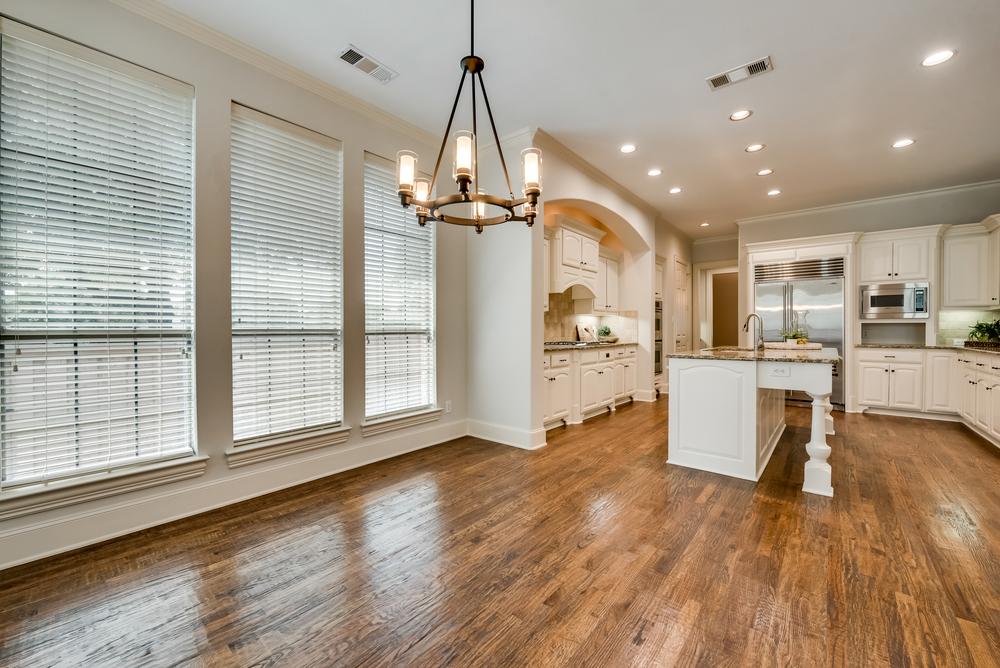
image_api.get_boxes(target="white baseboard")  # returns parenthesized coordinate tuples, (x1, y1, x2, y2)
(467, 420, 546, 450)
(861, 407, 963, 422)
(0, 419, 469, 571)
(634, 389, 657, 402)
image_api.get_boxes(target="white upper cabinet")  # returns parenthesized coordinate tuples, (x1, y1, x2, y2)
(858, 237, 928, 283)
(655, 259, 664, 300)
(551, 215, 606, 295)
(593, 249, 621, 314)
(542, 228, 552, 312)
(859, 241, 894, 283)
(893, 239, 929, 281)
(942, 228, 990, 308)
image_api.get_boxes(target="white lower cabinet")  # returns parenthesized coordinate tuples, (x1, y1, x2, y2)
(991, 376, 1000, 442)
(962, 368, 977, 423)
(925, 352, 957, 413)
(542, 345, 638, 428)
(858, 362, 890, 407)
(976, 373, 991, 433)
(545, 369, 571, 422)
(580, 366, 601, 414)
(888, 364, 923, 411)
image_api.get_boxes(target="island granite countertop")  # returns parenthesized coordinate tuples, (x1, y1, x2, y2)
(665, 346, 840, 364)
(543, 341, 636, 352)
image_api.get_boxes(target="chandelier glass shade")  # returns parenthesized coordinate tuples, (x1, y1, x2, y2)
(396, 1, 541, 233)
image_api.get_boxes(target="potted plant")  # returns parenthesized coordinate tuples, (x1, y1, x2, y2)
(597, 325, 618, 343)
(966, 320, 1000, 349)
(780, 327, 808, 345)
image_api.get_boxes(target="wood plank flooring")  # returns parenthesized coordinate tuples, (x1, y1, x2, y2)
(2, 400, 1000, 667)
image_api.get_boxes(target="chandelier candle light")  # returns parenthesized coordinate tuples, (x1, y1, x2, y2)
(396, 0, 542, 233)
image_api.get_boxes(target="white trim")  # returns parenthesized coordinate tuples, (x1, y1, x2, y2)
(0, 456, 209, 522)
(0, 420, 468, 571)
(693, 234, 739, 246)
(467, 420, 546, 450)
(737, 179, 1000, 226)
(225, 425, 352, 468)
(361, 407, 443, 437)
(695, 261, 740, 349)
(860, 407, 963, 422)
(0, 16, 193, 95)
(634, 389, 658, 402)
(105, 0, 437, 146)
(532, 128, 663, 221)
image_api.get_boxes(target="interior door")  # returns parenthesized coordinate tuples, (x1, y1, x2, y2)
(674, 257, 690, 352)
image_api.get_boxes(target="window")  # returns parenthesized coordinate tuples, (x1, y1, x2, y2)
(0, 25, 195, 488)
(231, 105, 343, 442)
(363, 154, 435, 419)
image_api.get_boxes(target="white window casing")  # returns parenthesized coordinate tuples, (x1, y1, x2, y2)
(363, 153, 436, 423)
(0, 21, 197, 493)
(230, 104, 344, 448)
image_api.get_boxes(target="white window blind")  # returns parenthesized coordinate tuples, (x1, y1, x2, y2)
(0, 24, 195, 488)
(231, 105, 343, 442)
(363, 153, 435, 419)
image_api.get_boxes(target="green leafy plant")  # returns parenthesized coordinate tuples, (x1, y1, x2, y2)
(597, 325, 611, 337)
(780, 328, 807, 340)
(968, 320, 1000, 342)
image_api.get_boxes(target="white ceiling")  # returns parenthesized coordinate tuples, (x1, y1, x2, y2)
(154, 0, 1000, 239)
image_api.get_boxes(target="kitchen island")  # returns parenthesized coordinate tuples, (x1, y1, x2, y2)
(665, 347, 839, 497)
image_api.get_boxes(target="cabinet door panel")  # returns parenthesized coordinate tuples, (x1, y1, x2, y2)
(655, 263, 664, 299)
(976, 377, 991, 432)
(550, 371, 571, 420)
(624, 362, 637, 395)
(595, 257, 607, 313)
(859, 242, 894, 283)
(542, 373, 552, 422)
(893, 239, 928, 281)
(889, 364, 923, 411)
(858, 363, 889, 407)
(943, 235, 990, 308)
(606, 258, 619, 311)
(962, 371, 977, 422)
(580, 367, 600, 412)
(581, 237, 600, 275)
(561, 229, 582, 268)
(613, 362, 625, 399)
(598, 365, 615, 406)
(925, 353, 956, 413)
(991, 381, 1000, 441)
(543, 236, 551, 311)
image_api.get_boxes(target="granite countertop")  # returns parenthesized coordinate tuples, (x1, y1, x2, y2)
(856, 343, 1000, 356)
(665, 346, 840, 364)
(543, 341, 636, 352)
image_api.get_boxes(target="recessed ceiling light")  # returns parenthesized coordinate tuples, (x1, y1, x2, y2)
(892, 139, 915, 148)
(921, 51, 954, 67)
(745, 144, 764, 152)
(767, 190, 781, 196)
(700, 223, 710, 227)
(669, 187, 681, 194)
(757, 169, 773, 176)
(648, 169, 662, 176)
(729, 110, 752, 121)
(620, 144, 636, 153)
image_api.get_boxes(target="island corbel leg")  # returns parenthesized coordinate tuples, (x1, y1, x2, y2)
(803, 391, 834, 497)
(824, 397, 834, 436)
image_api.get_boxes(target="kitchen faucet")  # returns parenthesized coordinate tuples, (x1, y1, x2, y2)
(743, 313, 764, 354)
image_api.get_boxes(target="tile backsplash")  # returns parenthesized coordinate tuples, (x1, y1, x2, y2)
(937, 309, 1000, 346)
(545, 290, 638, 342)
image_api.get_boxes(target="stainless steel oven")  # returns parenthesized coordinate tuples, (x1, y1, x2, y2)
(654, 300, 663, 374)
(860, 283, 929, 319)
(654, 340, 662, 374)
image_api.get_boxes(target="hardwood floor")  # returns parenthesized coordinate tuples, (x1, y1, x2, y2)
(2, 400, 1000, 667)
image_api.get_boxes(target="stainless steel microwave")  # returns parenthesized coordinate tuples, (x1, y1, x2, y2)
(860, 283, 929, 319)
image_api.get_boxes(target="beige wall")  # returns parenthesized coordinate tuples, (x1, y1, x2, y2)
(0, 0, 468, 569)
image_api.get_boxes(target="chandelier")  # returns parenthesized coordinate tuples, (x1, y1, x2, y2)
(395, 0, 542, 234)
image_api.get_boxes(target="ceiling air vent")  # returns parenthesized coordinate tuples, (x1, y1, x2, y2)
(706, 56, 773, 91)
(338, 45, 398, 84)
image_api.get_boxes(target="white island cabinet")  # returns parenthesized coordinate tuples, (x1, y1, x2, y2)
(666, 347, 838, 497)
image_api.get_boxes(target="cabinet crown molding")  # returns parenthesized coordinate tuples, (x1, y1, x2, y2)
(858, 224, 948, 242)
(978, 214, 1000, 233)
(744, 231, 862, 255)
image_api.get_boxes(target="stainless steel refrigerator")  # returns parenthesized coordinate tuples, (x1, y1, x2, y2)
(754, 259, 845, 409)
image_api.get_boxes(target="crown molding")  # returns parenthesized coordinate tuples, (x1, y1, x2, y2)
(531, 128, 662, 221)
(106, 0, 438, 147)
(736, 179, 1000, 226)
(693, 234, 739, 245)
